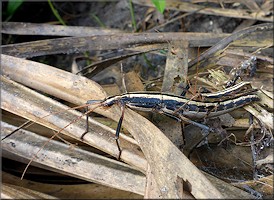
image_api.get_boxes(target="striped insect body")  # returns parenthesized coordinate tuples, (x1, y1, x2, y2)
(103, 92, 260, 119)
(84, 81, 260, 159)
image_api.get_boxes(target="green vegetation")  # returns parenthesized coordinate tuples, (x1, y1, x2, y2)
(129, 0, 137, 31)
(5, 0, 24, 21)
(151, 0, 166, 13)
(48, 0, 66, 25)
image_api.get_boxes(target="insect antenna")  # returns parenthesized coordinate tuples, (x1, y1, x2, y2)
(20, 102, 103, 180)
(1, 120, 32, 141)
(1, 104, 91, 141)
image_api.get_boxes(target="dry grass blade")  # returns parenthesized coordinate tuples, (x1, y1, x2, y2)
(1, 55, 224, 198)
(78, 44, 167, 77)
(2, 22, 123, 36)
(1, 183, 58, 199)
(244, 104, 273, 130)
(1, 32, 229, 58)
(2, 172, 143, 199)
(1, 121, 145, 195)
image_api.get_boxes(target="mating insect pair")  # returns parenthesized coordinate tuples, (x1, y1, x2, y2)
(81, 81, 260, 159)
(2, 80, 260, 160)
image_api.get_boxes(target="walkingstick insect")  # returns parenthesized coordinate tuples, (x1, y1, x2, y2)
(81, 81, 260, 159)
(2, 80, 260, 174)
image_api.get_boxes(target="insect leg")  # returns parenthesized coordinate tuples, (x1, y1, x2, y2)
(161, 111, 181, 122)
(179, 115, 212, 157)
(180, 82, 191, 96)
(204, 105, 218, 118)
(115, 102, 125, 160)
(80, 106, 89, 140)
(179, 115, 212, 132)
(80, 100, 102, 140)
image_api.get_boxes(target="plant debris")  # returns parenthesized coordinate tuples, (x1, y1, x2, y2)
(1, 1, 273, 199)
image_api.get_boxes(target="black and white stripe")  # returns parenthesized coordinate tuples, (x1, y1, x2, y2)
(102, 92, 260, 119)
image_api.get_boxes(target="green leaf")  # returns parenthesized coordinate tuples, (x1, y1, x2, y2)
(7, 0, 24, 16)
(129, 0, 137, 31)
(48, 0, 66, 25)
(151, 0, 166, 14)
